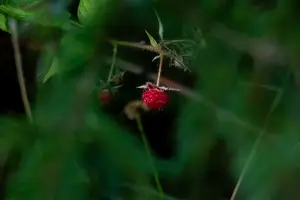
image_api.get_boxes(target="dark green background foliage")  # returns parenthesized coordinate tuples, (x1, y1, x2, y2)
(1, 0, 300, 199)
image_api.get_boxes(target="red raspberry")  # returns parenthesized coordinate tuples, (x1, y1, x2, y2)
(99, 89, 111, 105)
(142, 88, 168, 109)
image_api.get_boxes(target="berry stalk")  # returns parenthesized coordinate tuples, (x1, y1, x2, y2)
(156, 53, 164, 86)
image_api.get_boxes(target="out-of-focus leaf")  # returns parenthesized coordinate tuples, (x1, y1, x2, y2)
(0, 13, 7, 31)
(0, 5, 32, 20)
(5, 0, 40, 6)
(154, 9, 163, 41)
(145, 29, 158, 47)
(36, 43, 57, 83)
(0, 5, 72, 30)
(43, 57, 60, 83)
(176, 99, 216, 170)
(55, 153, 89, 200)
(6, 134, 68, 200)
(77, 0, 109, 25)
(85, 110, 155, 179)
(0, 118, 30, 165)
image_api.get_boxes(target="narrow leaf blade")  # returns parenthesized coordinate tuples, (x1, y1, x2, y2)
(145, 29, 158, 47)
(43, 57, 60, 83)
(154, 9, 163, 40)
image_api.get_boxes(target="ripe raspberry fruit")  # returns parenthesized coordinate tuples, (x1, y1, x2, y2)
(99, 89, 111, 105)
(142, 88, 168, 109)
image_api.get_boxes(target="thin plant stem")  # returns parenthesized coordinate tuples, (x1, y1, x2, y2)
(9, 18, 33, 122)
(230, 85, 284, 200)
(110, 40, 158, 53)
(111, 40, 171, 59)
(156, 53, 164, 86)
(229, 132, 263, 200)
(136, 114, 165, 200)
(107, 42, 118, 83)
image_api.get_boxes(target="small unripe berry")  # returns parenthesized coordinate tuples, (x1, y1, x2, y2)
(142, 88, 168, 109)
(99, 89, 111, 105)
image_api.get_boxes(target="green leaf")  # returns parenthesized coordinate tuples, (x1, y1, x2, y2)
(6, 0, 40, 7)
(55, 154, 89, 200)
(43, 57, 60, 83)
(154, 9, 163, 40)
(77, 0, 109, 25)
(0, 5, 72, 30)
(176, 100, 216, 168)
(145, 29, 158, 47)
(7, 137, 64, 200)
(0, 13, 7, 31)
(0, 118, 30, 165)
(0, 5, 34, 20)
